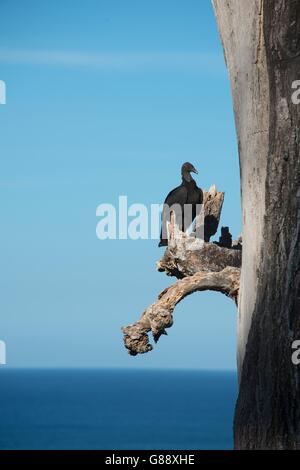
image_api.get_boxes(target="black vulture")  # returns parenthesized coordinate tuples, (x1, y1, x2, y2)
(159, 162, 203, 247)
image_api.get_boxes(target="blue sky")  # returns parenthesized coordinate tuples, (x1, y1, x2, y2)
(0, 0, 241, 369)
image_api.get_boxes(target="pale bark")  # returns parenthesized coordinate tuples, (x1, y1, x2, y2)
(213, 0, 300, 450)
(122, 267, 240, 356)
(212, 0, 269, 376)
(122, 187, 241, 356)
(121, 0, 300, 450)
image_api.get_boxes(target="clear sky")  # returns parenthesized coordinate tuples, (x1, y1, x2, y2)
(0, 0, 241, 369)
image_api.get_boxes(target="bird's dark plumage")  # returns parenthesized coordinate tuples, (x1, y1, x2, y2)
(159, 162, 203, 246)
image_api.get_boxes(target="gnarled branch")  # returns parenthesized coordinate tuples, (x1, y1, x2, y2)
(158, 240, 242, 278)
(122, 266, 240, 356)
(122, 185, 241, 355)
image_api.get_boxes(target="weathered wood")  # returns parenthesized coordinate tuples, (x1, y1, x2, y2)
(202, 185, 225, 241)
(212, 0, 269, 378)
(157, 241, 241, 278)
(122, 185, 241, 356)
(157, 185, 240, 278)
(213, 0, 300, 450)
(122, 266, 240, 356)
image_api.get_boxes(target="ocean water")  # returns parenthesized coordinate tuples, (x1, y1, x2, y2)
(0, 369, 237, 450)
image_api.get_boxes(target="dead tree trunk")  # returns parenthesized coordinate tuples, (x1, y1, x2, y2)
(213, 0, 300, 449)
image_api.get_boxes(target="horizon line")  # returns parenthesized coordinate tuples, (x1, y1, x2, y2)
(0, 366, 237, 372)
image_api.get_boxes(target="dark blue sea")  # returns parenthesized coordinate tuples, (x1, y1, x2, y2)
(0, 369, 237, 450)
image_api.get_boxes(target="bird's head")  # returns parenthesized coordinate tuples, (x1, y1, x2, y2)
(181, 162, 198, 181)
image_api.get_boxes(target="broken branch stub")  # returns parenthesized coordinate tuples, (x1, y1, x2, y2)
(203, 185, 225, 242)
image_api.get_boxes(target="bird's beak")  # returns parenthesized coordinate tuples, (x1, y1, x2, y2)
(192, 167, 198, 174)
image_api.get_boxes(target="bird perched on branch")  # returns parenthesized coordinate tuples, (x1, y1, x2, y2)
(159, 162, 203, 247)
